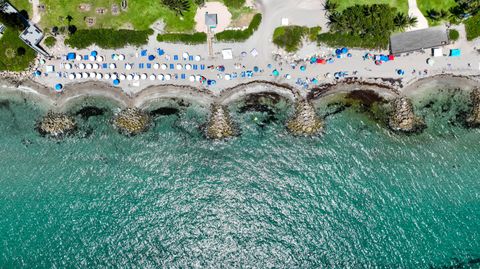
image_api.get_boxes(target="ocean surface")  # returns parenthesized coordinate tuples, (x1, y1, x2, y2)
(0, 87, 480, 268)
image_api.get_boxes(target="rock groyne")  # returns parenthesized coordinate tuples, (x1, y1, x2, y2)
(113, 108, 151, 136)
(37, 111, 77, 138)
(205, 104, 237, 139)
(286, 100, 324, 136)
(466, 88, 480, 127)
(388, 97, 425, 133)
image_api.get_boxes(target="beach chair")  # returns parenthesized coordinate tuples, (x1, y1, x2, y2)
(193, 64, 198, 70)
(181, 74, 186, 80)
(173, 55, 179, 61)
(139, 63, 144, 69)
(241, 71, 246, 78)
(188, 56, 194, 61)
(174, 74, 178, 80)
(200, 64, 205, 70)
(147, 63, 151, 69)
(102, 63, 108, 69)
(141, 50, 147, 57)
(169, 64, 174, 70)
(83, 55, 88, 60)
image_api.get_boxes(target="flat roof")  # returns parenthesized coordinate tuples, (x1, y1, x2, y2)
(390, 26, 449, 54)
(205, 13, 218, 26)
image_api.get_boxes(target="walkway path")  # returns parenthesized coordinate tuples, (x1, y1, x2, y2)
(407, 0, 429, 31)
(31, 0, 41, 24)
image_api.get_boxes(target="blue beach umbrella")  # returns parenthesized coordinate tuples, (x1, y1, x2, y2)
(253, 66, 259, 72)
(54, 83, 63, 91)
(90, 51, 98, 57)
(148, 55, 155, 61)
(34, 70, 41, 77)
(335, 48, 342, 55)
(272, 69, 279, 76)
(300, 65, 306, 71)
(113, 79, 120, 85)
(341, 47, 348, 54)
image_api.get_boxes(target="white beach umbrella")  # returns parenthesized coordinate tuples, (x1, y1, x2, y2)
(189, 75, 195, 82)
(149, 74, 156, 80)
(185, 64, 191, 70)
(113, 54, 119, 61)
(89, 72, 96, 78)
(111, 74, 118, 80)
(133, 74, 140, 81)
(195, 75, 201, 82)
(68, 73, 75, 80)
(89, 55, 96, 61)
(86, 63, 93, 70)
(126, 74, 133, 81)
(141, 73, 147, 80)
(194, 55, 201, 62)
(125, 64, 132, 70)
(82, 72, 89, 79)
(109, 63, 116, 69)
(76, 55, 82, 61)
(176, 63, 183, 70)
(120, 74, 127, 80)
(182, 52, 189, 59)
(96, 73, 103, 79)
(153, 63, 159, 70)
(79, 63, 86, 69)
(157, 74, 164, 80)
(285, 74, 292, 80)
(64, 63, 72, 70)
(164, 74, 171, 81)
(97, 56, 104, 62)
(427, 58, 435, 66)
(93, 63, 99, 69)
(119, 54, 125, 61)
(104, 73, 111, 80)
(161, 64, 167, 70)
(225, 74, 231, 80)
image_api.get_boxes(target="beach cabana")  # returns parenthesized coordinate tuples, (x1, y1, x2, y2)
(225, 74, 231, 80)
(141, 50, 147, 57)
(66, 53, 76, 60)
(173, 55, 179, 61)
(222, 49, 233, 60)
(250, 48, 258, 57)
(113, 79, 120, 86)
(432, 48, 443, 57)
(449, 49, 461, 57)
(157, 49, 165, 56)
(316, 59, 326, 64)
(45, 65, 55, 73)
(54, 84, 63, 92)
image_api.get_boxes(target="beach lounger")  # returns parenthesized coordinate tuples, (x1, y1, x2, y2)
(173, 55, 179, 61)
(169, 64, 174, 70)
(200, 64, 205, 70)
(83, 55, 88, 60)
(102, 63, 108, 69)
(147, 63, 151, 69)
(193, 64, 198, 70)
(139, 63, 144, 69)
(188, 56, 194, 61)
(181, 74, 186, 80)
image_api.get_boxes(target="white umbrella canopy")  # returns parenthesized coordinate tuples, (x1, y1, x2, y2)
(93, 63, 99, 69)
(97, 56, 104, 62)
(109, 63, 116, 69)
(157, 74, 164, 80)
(68, 73, 75, 79)
(127, 74, 134, 80)
(225, 74, 231, 80)
(176, 64, 183, 70)
(119, 54, 125, 61)
(96, 73, 103, 79)
(86, 63, 93, 70)
(185, 64, 191, 70)
(64, 63, 72, 70)
(89, 55, 96, 61)
(76, 55, 82, 61)
(189, 75, 195, 82)
(120, 74, 127, 80)
(111, 74, 118, 80)
(161, 64, 167, 70)
(82, 72, 89, 79)
(126, 64, 132, 70)
(149, 74, 156, 80)
(89, 72, 96, 78)
(79, 63, 86, 69)
(141, 73, 147, 80)
(134, 74, 140, 81)
(104, 73, 111, 80)
(153, 63, 159, 70)
(427, 58, 435, 66)
(182, 52, 189, 59)
(164, 74, 171, 80)
(195, 75, 201, 82)
(195, 55, 201, 62)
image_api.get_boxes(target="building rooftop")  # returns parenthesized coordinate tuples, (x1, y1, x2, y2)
(390, 26, 449, 55)
(20, 24, 49, 57)
(205, 13, 218, 27)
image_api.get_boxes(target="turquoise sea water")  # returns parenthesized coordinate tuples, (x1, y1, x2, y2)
(1, 89, 480, 268)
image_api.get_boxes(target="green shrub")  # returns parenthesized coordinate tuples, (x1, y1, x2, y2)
(273, 26, 307, 52)
(44, 36, 56, 48)
(308, 26, 321, 42)
(157, 32, 207, 44)
(223, 0, 246, 9)
(65, 29, 153, 49)
(317, 32, 389, 49)
(465, 14, 480, 41)
(215, 13, 261, 42)
(448, 29, 460, 41)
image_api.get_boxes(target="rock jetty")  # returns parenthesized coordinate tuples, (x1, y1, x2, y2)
(466, 88, 480, 127)
(113, 107, 150, 136)
(388, 97, 425, 133)
(286, 100, 324, 136)
(205, 104, 236, 139)
(37, 111, 76, 138)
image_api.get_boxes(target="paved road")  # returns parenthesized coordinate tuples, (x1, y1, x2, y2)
(407, 0, 429, 31)
(31, 0, 41, 24)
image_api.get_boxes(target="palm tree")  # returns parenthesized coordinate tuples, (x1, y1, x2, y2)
(162, 0, 191, 16)
(407, 15, 418, 28)
(393, 13, 408, 30)
(323, 0, 338, 14)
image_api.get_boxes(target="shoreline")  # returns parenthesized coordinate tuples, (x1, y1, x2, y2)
(0, 74, 478, 112)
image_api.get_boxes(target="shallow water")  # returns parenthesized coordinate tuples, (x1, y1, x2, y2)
(0, 88, 480, 268)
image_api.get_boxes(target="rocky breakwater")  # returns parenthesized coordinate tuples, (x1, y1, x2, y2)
(37, 111, 77, 138)
(466, 88, 480, 127)
(205, 104, 237, 139)
(113, 107, 151, 136)
(286, 100, 324, 136)
(388, 97, 425, 133)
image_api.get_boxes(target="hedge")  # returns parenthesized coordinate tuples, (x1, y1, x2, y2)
(157, 32, 207, 44)
(215, 13, 262, 42)
(65, 29, 154, 49)
(44, 36, 56, 48)
(317, 32, 389, 50)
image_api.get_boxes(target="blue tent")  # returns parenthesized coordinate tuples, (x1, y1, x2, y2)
(90, 51, 98, 57)
(66, 53, 76, 60)
(148, 55, 155, 61)
(113, 79, 120, 86)
(157, 49, 165, 56)
(450, 49, 461, 57)
(54, 84, 63, 91)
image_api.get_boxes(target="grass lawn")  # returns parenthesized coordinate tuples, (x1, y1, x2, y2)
(335, 0, 408, 14)
(39, 0, 197, 32)
(0, 28, 36, 71)
(9, 0, 33, 17)
(417, 0, 457, 25)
